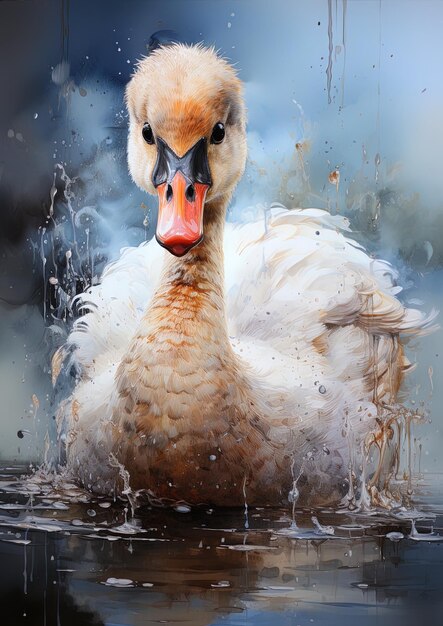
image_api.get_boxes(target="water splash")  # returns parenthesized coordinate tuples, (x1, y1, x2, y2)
(326, 0, 334, 104)
(311, 516, 335, 535)
(340, 0, 347, 107)
(242, 475, 249, 530)
(409, 518, 442, 542)
(339, 405, 431, 513)
(108, 454, 139, 522)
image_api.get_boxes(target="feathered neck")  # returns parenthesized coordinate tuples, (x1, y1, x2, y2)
(116, 193, 242, 426)
(145, 196, 230, 347)
(114, 194, 291, 505)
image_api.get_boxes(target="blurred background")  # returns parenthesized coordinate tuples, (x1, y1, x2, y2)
(0, 0, 442, 475)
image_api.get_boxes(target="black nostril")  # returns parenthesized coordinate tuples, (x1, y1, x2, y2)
(185, 184, 195, 202)
(166, 184, 173, 202)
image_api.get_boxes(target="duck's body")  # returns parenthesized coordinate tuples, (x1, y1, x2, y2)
(61, 205, 428, 506)
(58, 44, 432, 507)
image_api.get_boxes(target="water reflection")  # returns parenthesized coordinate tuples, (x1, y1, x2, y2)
(0, 466, 442, 625)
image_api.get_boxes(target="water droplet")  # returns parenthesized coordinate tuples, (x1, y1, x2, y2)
(288, 486, 299, 503)
(174, 504, 191, 513)
(52, 501, 69, 510)
(318, 385, 326, 394)
(386, 531, 404, 542)
(103, 577, 133, 587)
(52, 61, 70, 85)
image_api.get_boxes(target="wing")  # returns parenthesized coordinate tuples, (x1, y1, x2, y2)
(61, 238, 165, 378)
(224, 205, 436, 441)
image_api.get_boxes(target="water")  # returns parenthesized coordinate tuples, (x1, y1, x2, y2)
(1, 465, 442, 625)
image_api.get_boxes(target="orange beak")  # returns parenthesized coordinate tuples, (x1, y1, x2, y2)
(155, 172, 210, 257)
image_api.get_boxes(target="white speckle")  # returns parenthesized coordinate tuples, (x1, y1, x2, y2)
(209, 454, 217, 461)
(33, 113, 38, 119)
(386, 531, 404, 542)
(16, 132, 24, 142)
(51, 61, 70, 85)
(7, 129, 14, 138)
(103, 577, 133, 587)
(52, 500, 67, 509)
(227, 22, 232, 28)
(174, 504, 191, 513)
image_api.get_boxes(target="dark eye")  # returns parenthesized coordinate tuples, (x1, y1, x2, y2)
(142, 123, 154, 144)
(210, 122, 225, 144)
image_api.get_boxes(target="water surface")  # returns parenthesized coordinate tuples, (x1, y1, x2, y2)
(1, 466, 442, 625)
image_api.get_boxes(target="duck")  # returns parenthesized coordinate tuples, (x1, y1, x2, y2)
(56, 43, 433, 508)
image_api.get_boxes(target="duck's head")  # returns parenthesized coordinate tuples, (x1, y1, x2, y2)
(126, 44, 247, 256)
